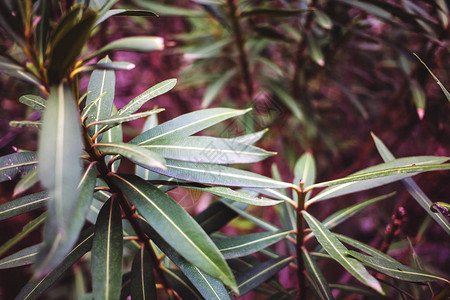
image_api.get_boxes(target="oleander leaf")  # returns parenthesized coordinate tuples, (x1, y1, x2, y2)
(13, 168, 39, 197)
(226, 129, 268, 145)
(135, 114, 159, 179)
(0, 152, 37, 182)
(35, 163, 96, 276)
(347, 251, 449, 283)
(91, 198, 123, 300)
(72, 61, 136, 76)
(100, 105, 123, 173)
(94, 37, 164, 57)
(85, 56, 116, 141)
(201, 70, 236, 108)
(302, 211, 383, 294)
(110, 174, 237, 292)
(142, 136, 276, 164)
(139, 220, 230, 300)
(35, 83, 84, 276)
(118, 79, 177, 116)
(0, 191, 48, 221)
(19, 95, 46, 113)
(0, 244, 40, 269)
(413, 53, 450, 102)
(144, 159, 294, 188)
(307, 156, 450, 203)
(94, 9, 158, 27)
(94, 142, 166, 170)
(9, 121, 41, 128)
(371, 133, 450, 234)
(16, 227, 94, 300)
(131, 107, 252, 145)
(214, 231, 290, 259)
(131, 246, 157, 300)
(234, 256, 293, 296)
(302, 247, 334, 300)
(240, 8, 311, 18)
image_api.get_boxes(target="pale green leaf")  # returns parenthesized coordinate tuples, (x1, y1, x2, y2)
(0, 191, 48, 221)
(371, 133, 450, 234)
(307, 156, 450, 203)
(13, 168, 39, 197)
(94, 37, 164, 57)
(302, 211, 383, 294)
(142, 136, 276, 164)
(201, 70, 236, 108)
(135, 114, 159, 179)
(118, 79, 177, 116)
(19, 95, 46, 113)
(131, 107, 252, 145)
(9, 121, 41, 128)
(0, 244, 40, 269)
(145, 159, 294, 188)
(214, 231, 290, 259)
(85, 56, 116, 141)
(36, 83, 83, 276)
(226, 129, 268, 145)
(100, 105, 123, 173)
(94, 142, 166, 170)
(110, 174, 237, 292)
(92, 198, 123, 300)
(0, 152, 37, 182)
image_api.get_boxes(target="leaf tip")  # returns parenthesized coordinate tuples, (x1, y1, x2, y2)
(417, 108, 425, 120)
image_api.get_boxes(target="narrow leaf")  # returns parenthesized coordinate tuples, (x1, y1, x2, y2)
(307, 156, 450, 203)
(302, 247, 334, 300)
(240, 8, 311, 18)
(145, 159, 294, 188)
(15, 227, 94, 300)
(72, 61, 135, 76)
(131, 107, 252, 145)
(94, 142, 166, 170)
(234, 256, 294, 296)
(100, 105, 123, 173)
(214, 231, 290, 259)
(92, 197, 123, 300)
(163, 268, 203, 299)
(118, 79, 177, 116)
(0, 244, 40, 269)
(9, 121, 41, 128)
(131, 246, 157, 300)
(371, 133, 450, 234)
(347, 251, 449, 283)
(19, 95, 46, 113)
(413, 53, 450, 102)
(0, 191, 48, 221)
(0, 152, 37, 182)
(85, 56, 116, 140)
(226, 129, 268, 145)
(201, 70, 236, 108)
(302, 211, 383, 294)
(94, 9, 158, 27)
(135, 114, 159, 179)
(13, 168, 39, 197)
(94, 37, 164, 57)
(110, 174, 237, 292)
(143, 136, 276, 164)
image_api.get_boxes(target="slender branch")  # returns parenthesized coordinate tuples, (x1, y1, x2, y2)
(227, 0, 254, 100)
(295, 182, 306, 300)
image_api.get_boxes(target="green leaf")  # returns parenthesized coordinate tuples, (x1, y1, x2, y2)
(214, 231, 290, 259)
(371, 133, 450, 234)
(35, 163, 96, 276)
(142, 136, 276, 164)
(110, 174, 237, 292)
(0, 55, 42, 86)
(133, 1, 203, 17)
(94, 9, 158, 27)
(234, 256, 294, 296)
(94, 142, 166, 170)
(94, 36, 164, 57)
(47, 8, 97, 83)
(263, 81, 303, 120)
(100, 105, 123, 173)
(0, 213, 46, 257)
(19, 95, 46, 113)
(294, 152, 316, 203)
(85, 56, 116, 140)
(195, 202, 238, 234)
(347, 251, 449, 283)
(92, 197, 123, 300)
(88, 108, 164, 136)
(131, 246, 157, 300)
(181, 185, 281, 206)
(35, 83, 84, 276)
(135, 114, 159, 179)
(0, 151, 37, 182)
(131, 107, 252, 145)
(0, 191, 48, 221)
(329, 283, 390, 299)
(306, 32, 325, 66)
(145, 159, 294, 188)
(302, 211, 383, 294)
(226, 129, 268, 145)
(0, 244, 40, 269)
(301, 247, 334, 300)
(163, 268, 203, 299)
(73, 61, 136, 75)
(409, 79, 426, 119)
(314, 10, 332, 29)
(16, 227, 94, 300)
(413, 53, 450, 102)
(9, 121, 41, 128)
(118, 79, 177, 116)
(201, 70, 236, 108)
(13, 168, 39, 197)
(307, 156, 450, 203)
(240, 8, 311, 18)
(139, 220, 230, 300)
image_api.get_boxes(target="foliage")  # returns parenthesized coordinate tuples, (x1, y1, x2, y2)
(0, 0, 449, 299)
